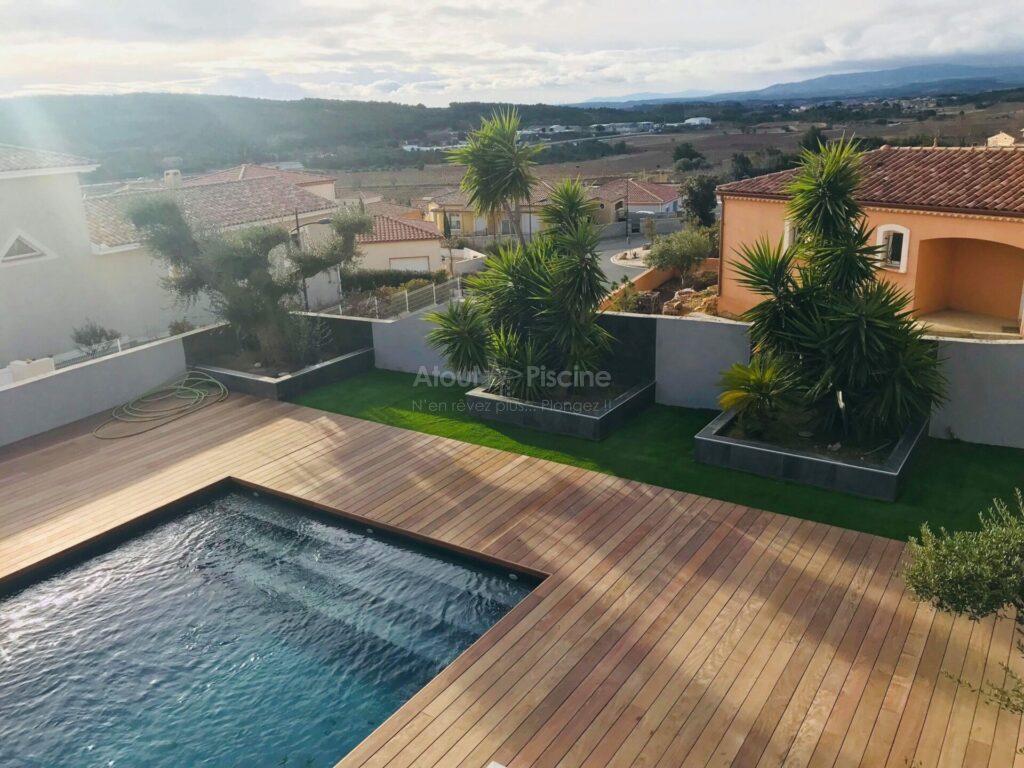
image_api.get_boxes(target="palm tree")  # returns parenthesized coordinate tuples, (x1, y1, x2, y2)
(539, 177, 598, 234)
(425, 177, 611, 400)
(448, 108, 542, 248)
(441, 213, 455, 277)
(719, 355, 796, 438)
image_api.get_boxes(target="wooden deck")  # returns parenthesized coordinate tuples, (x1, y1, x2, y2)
(1, 395, 1020, 767)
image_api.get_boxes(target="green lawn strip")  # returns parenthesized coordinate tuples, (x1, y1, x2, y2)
(293, 370, 1024, 541)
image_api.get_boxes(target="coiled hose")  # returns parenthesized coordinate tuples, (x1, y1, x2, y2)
(92, 370, 229, 439)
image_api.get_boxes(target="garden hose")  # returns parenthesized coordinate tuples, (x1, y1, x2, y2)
(92, 370, 229, 439)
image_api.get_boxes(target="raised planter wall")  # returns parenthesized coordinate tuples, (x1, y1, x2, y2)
(694, 410, 928, 500)
(181, 317, 374, 367)
(196, 347, 374, 401)
(464, 381, 655, 441)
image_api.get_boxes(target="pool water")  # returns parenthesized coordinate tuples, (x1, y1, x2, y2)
(0, 490, 534, 767)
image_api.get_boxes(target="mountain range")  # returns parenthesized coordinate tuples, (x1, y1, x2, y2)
(575, 63, 1024, 107)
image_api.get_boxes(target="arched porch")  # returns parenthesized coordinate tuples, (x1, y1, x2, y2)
(912, 237, 1024, 338)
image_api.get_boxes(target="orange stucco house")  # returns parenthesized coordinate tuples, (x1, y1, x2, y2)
(716, 146, 1024, 338)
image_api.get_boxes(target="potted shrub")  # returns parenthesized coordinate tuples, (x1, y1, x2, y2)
(128, 201, 375, 398)
(425, 114, 652, 439)
(695, 138, 946, 499)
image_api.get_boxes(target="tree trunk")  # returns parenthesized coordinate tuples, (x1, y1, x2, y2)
(506, 201, 527, 249)
(256, 319, 292, 369)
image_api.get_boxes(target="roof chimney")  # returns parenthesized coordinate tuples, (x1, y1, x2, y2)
(163, 169, 182, 189)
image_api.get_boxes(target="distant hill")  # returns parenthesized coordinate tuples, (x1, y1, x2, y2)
(3, 63, 1023, 181)
(0, 94, 647, 180)
(576, 63, 1024, 107)
(576, 89, 715, 107)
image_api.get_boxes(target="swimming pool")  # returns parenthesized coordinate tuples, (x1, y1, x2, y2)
(0, 489, 535, 767)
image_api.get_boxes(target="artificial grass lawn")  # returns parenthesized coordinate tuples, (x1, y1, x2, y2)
(294, 369, 1024, 541)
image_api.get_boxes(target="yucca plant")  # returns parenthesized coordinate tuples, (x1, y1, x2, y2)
(726, 137, 946, 440)
(540, 177, 599, 235)
(427, 159, 612, 401)
(424, 300, 489, 377)
(488, 326, 544, 401)
(786, 137, 863, 243)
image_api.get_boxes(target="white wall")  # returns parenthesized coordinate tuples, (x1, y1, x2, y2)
(0, 172, 104, 364)
(370, 310, 450, 375)
(90, 245, 215, 341)
(654, 315, 750, 409)
(0, 170, 215, 365)
(0, 334, 187, 447)
(361, 239, 444, 272)
(453, 247, 487, 275)
(929, 337, 1024, 449)
(1, 193, 344, 365)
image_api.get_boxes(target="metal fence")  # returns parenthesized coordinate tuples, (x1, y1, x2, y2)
(325, 277, 462, 320)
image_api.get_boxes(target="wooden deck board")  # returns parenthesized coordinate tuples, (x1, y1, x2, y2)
(0, 394, 1017, 767)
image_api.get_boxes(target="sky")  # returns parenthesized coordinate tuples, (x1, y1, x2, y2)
(0, 0, 1023, 106)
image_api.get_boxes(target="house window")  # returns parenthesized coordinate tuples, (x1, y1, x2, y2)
(1, 234, 50, 265)
(447, 213, 462, 231)
(877, 225, 910, 273)
(500, 218, 514, 235)
(783, 220, 800, 249)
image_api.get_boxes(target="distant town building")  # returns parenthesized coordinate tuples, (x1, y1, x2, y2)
(987, 131, 1019, 148)
(262, 161, 305, 171)
(683, 117, 713, 127)
(587, 122, 656, 134)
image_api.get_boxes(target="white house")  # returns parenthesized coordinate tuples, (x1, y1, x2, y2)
(0, 144, 107, 366)
(683, 117, 713, 127)
(81, 174, 341, 340)
(0, 144, 442, 366)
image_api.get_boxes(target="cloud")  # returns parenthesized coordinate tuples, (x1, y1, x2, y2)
(0, 0, 1021, 105)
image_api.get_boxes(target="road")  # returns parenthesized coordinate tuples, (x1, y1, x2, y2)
(598, 236, 650, 284)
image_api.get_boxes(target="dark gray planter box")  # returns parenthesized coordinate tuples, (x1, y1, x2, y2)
(196, 347, 374, 401)
(464, 381, 655, 441)
(694, 410, 927, 501)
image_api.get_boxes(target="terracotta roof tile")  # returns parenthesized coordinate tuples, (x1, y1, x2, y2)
(594, 178, 679, 205)
(184, 164, 336, 188)
(0, 143, 96, 173)
(717, 146, 1024, 218)
(427, 180, 591, 209)
(358, 215, 440, 244)
(84, 176, 338, 248)
(428, 188, 471, 207)
(363, 200, 424, 218)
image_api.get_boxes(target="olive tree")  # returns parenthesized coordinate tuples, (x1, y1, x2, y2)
(129, 199, 368, 366)
(905, 491, 1024, 713)
(644, 227, 714, 287)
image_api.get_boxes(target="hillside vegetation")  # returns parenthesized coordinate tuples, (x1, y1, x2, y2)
(2, 84, 1023, 181)
(0, 94, 698, 180)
